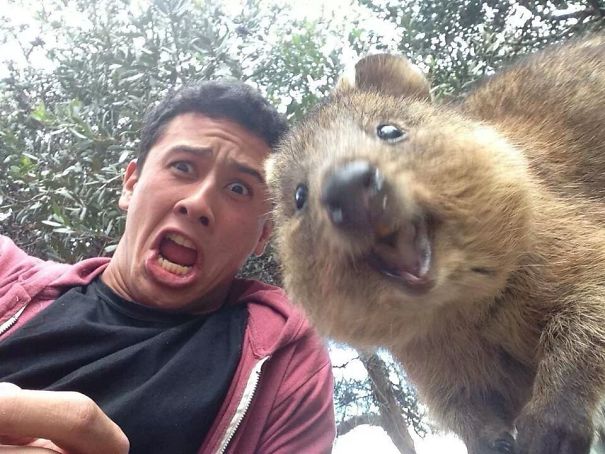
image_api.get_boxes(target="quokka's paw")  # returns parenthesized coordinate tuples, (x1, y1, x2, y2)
(515, 404, 593, 454)
(491, 433, 516, 454)
(469, 432, 516, 454)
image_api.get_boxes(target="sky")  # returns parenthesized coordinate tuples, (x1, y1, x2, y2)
(0, 1, 466, 452)
(335, 424, 467, 454)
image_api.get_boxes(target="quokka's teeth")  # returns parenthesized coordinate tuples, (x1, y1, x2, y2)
(166, 232, 196, 250)
(158, 256, 191, 275)
(375, 222, 398, 239)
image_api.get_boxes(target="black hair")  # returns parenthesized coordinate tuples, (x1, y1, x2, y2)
(138, 80, 288, 170)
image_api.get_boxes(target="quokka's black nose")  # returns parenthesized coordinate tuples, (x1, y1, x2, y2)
(321, 160, 384, 232)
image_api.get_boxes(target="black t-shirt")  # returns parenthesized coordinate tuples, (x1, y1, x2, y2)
(0, 278, 248, 454)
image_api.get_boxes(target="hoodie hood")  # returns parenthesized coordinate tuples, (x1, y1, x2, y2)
(226, 279, 310, 359)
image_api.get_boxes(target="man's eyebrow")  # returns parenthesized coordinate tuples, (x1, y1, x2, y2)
(232, 162, 265, 184)
(167, 145, 265, 184)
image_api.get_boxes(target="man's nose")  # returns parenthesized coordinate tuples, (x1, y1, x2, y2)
(173, 182, 217, 227)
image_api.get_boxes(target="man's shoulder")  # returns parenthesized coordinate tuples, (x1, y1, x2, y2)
(0, 234, 110, 293)
(0, 235, 61, 288)
(0, 235, 44, 269)
(0, 236, 109, 337)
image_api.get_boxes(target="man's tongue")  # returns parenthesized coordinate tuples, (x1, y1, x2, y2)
(159, 237, 197, 266)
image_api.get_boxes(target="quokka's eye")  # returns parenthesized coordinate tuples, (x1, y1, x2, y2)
(294, 184, 308, 210)
(377, 124, 407, 143)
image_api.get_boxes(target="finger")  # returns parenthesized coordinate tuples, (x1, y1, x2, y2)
(0, 389, 129, 454)
(0, 437, 37, 447)
(0, 436, 66, 453)
(0, 446, 61, 453)
(0, 385, 36, 447)
(18, 438, 65, 453)
(0, 383, 21, 393)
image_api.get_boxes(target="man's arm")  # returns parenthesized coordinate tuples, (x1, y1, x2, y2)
(0, 383, 129, 454)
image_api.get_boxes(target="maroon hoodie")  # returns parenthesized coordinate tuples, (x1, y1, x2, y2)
(0, 235, 336, 453)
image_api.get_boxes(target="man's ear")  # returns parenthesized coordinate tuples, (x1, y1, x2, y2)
(253, 218, 273, 257)
(118, 160, 139, 211)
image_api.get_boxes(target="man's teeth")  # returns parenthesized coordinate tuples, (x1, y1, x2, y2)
(158, 256, 191, 275)
(166, 232, 196, 250)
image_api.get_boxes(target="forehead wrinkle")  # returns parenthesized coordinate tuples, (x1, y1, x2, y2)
(166, 144, 213, 157)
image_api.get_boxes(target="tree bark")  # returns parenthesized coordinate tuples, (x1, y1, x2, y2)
(359, 352, 417, 454)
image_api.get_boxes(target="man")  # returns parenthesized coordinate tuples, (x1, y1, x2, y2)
(0, 81, 335, 453)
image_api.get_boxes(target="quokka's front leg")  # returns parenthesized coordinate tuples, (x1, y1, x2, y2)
(431, 388, 518, 454)
(515, 302, 605, 454)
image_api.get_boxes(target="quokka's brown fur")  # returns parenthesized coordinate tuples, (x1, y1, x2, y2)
(267, 35, 605, 454)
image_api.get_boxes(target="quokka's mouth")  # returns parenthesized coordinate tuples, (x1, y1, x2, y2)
(318, 159, 435, 292)
(366, 215, 434, 293)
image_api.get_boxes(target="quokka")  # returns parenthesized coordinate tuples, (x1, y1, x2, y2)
(267, 35, 605, 454)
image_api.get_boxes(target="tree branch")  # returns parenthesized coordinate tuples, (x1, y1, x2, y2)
(547, 9, 593, 21)
(360, 352, 417, 454)
(518, 1, 604, 21)
(588, 0, 604, 17)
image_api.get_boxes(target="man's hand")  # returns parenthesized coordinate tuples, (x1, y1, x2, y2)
(0, 383, 129, 454)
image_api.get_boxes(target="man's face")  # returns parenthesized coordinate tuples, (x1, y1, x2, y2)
(103, 113, 273, 312)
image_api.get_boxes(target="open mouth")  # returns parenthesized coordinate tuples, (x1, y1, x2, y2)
(157, 232, 198, 276)
(366, 216, 434, 293)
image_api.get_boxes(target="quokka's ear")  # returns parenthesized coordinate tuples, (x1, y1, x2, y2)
(340, 54, 431, 102)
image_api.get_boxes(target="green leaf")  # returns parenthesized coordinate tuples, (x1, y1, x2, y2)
(31, 102, 48, 123)
(41, 220, 63, 227)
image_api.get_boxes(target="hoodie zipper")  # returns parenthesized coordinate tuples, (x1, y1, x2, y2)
(0, 304, 27, 337)
(215, 355, 270, 454)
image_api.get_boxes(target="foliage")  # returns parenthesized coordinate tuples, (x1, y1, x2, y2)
(0, 0, 344, 261)
(360, 0, 605, 98)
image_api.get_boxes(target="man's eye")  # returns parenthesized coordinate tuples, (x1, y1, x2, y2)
(171, 161, 194, 174)
(227, 182, 250, 196)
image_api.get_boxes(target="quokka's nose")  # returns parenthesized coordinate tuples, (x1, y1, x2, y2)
(321, 160, 384, 232)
